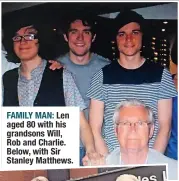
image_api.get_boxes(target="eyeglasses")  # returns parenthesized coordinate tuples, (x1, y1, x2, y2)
(12, 34, 37, 42)
(116, 120, 151, 129)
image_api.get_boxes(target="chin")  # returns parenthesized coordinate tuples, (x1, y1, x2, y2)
(124, 52, 138, 56)
(19, 56, 36, 61)
(126, 143, 140, 151)
(126, 148, 140, 153)
(73, 51, 88, 57)
(120, 49, 140, 56)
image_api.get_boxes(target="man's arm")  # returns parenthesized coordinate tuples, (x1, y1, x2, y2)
(153, 98, 172, 153)
(89, 99, 109, 156)
(63, 69, 96, 155)
(155, 68, 177, 153)
(80, 111, 95, 154)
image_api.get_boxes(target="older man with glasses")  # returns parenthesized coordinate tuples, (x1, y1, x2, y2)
(85, 99, 178, 180)
(106, 99, 177, 180)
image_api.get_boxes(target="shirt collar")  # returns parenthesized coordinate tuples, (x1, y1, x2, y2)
(18, 59, 47, 81)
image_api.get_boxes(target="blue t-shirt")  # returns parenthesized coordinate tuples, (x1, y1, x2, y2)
(166, 96, 178, 160)
(57, 53, 110, 147)
(57, 53, 111, 108)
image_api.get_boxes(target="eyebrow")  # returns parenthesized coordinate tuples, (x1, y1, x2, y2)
(14, 28, 37, 36)
(118, 29, 141, 33)
(68, 28, 77, 32)
(132, 29, 141, 32)
(69, 28, 91, 32)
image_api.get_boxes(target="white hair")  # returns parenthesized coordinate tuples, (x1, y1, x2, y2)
(116, 174, 139, 181)
(113, 98, 155, 128)
(31, 176, 49, 181)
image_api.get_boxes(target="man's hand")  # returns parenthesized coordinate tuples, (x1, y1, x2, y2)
(48, 60, 63, 70)
(82, 152, 106, 166)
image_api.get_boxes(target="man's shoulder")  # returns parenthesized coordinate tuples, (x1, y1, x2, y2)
(3, 68, 19, 87)
(138, 60, 164, 82)
(56, 53, 69, 64)
(106, 147, 120, 165)
(101, 60, 119, 76)
(145, 60, 164, 72)
(92, 53, 111, 65)
(148, 149, 177, 165)
(3, 67, 18, 77)
(63, 68, 72, 76)
(149, 149, 178, 180)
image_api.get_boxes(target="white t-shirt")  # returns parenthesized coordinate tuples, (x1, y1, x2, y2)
(2, 50, 20, 75)
(1, 50, 20, 104)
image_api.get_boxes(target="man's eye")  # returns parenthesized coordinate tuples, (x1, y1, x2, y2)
(118, 32, 125, 37)
(138, 121, 143, 126)
(12, 36, 21, 41)
(70, 30, 77, 34)
(132, 31, 140, 35)
(84, 31, 91, 35)
(14, 36, 20, 40)
(24, 34, 34, 40)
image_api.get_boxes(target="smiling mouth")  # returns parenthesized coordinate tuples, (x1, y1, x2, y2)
(75, 43, 85, 47)
(124, 45, 135, 48)
(20, 48, 30, 51)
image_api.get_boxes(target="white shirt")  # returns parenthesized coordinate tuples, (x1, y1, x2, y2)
(1, 50, 20, 104)
(2, 50, 20, 75)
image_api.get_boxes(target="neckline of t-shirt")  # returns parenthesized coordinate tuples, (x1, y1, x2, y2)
(67, 53, 94, 67)
(116, 58, 147, 71)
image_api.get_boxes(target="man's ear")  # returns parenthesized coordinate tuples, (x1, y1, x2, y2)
(92, 34, 96, 42)
(114, 126, 118, 137)
(63, 34, 68, 42)
(149, 123, 154, 139)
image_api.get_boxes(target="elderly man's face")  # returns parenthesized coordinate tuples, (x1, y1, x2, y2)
(115, 105, 154, 153)
(13, 25, 39, 61)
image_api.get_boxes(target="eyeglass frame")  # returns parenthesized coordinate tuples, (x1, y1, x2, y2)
(115, 120, 152, 129)
(12, 34, 37, 42)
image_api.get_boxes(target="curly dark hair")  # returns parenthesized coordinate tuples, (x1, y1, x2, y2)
(61, 13, 97, 39)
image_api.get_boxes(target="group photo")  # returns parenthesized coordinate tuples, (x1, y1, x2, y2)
(1, 1, 178, 181)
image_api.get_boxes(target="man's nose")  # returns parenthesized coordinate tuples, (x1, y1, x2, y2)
(77, 32, 84, 40)
(126, 34, 133, 41)
(20, 37, 27, 44)
(130, 123, 137, 132)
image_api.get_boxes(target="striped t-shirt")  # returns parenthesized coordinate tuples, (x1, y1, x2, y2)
(87, 60, 177, 152)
